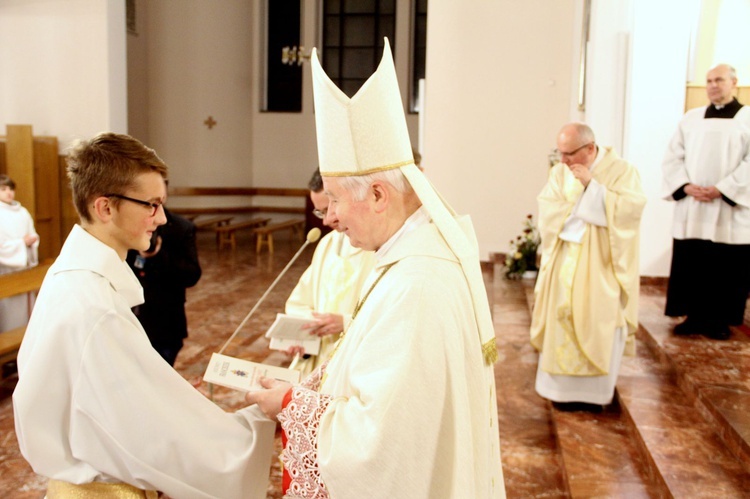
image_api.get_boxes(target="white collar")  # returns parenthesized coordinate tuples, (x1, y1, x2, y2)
(375, 206, 431, 261)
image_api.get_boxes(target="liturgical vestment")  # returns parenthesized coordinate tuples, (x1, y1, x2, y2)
(278, 209, 504, 498)
(662, 102, 750, 327)
(531, 147, 645, 404)
(285, 230, 375, 375)
(13, 225, 275, 499)
(0, 199, 39, 332)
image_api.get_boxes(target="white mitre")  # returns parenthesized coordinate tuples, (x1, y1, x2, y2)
(310, 38, 497, 365)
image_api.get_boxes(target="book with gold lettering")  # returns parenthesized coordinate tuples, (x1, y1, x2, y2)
(203, 353, 300, 392)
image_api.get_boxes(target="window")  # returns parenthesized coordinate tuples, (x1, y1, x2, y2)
(409, 0, 427, 113)
(321, 0, 396, 98)
(263, 0, 303, 112)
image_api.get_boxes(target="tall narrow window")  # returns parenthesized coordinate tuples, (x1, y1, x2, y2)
(264, 0, 302, 112)
(410, 0, 427, 113)
(322, 0, 396, 98)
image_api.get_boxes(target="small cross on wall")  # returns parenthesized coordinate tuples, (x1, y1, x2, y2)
(204, 116, 217, 129)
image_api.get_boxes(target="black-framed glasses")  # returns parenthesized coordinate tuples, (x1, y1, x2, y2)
(553, 142, 593, 158)
(312, 208, 327, 220)
(105, 194, 163, 217)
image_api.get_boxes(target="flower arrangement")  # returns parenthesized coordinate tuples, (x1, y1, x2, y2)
(504, 214, 540, 280)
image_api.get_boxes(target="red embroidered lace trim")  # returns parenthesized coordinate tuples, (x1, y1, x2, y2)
(279, 365, 331, 498)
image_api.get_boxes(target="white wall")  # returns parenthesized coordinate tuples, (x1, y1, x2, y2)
(130, 0, 419, 200)
(137, 1, 256, 189)
(625, 0, 698, 276)
(0, 0, 127, 149)
(422, 0, 576, 261)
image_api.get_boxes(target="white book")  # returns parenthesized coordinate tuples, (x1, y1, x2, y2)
(265, 313, 322, 356)
(268, 336, 321, 356)
(203, 353, 300, 392)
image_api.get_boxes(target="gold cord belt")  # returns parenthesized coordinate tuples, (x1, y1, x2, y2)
(46, 479, 159, 498)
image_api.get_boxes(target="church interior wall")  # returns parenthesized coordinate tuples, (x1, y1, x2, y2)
(0, 0, 127, 147)
(127, 0, 419, 208)
(422, 0, 577, 261)
(2, 0, 748, 277)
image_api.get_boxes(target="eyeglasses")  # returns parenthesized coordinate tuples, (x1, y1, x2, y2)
(106, 193, 163, 217)
(312, 208, 327, 220)
(554, 142, 593, 158)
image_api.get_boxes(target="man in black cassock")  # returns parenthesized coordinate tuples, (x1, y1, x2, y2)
(662, 63, 750, 340)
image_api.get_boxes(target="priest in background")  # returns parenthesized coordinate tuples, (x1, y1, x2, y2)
(531, 123, 645, 408)
(662, 63, 750, 340)
(281, 168, 376, 376)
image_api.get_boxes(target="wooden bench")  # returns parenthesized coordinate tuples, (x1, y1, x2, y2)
(193, 215, 234, 230)
(0, 327, 25, 371)
(168, 187, 307, 218)
(215, 217, 271, 251)
(0, 260, 53, 379)
(192, 215, 234, 246)
(253, 219, 305, 254)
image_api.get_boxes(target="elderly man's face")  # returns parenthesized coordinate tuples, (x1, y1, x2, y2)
(706, 66, 737, 106)
(556, 132, 595, 168)
(323, 177, 377, 250)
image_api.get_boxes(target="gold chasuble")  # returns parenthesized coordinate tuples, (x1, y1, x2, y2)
(531, 147, 645, 376)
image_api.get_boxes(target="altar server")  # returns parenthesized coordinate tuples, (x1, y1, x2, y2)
(13, 133, 275, 499)
(0, 174, 39, 332)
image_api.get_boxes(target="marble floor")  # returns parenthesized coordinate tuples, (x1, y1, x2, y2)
(1, 229, 749, 497)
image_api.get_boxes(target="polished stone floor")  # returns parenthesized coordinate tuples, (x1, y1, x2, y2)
(1, 229, 749, 497)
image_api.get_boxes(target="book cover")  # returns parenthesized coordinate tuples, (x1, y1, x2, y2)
(203, 353, 300, 392)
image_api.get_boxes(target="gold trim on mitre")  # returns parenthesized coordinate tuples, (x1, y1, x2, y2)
(311, 38, 414, 177)
(320, 160, 415, 178)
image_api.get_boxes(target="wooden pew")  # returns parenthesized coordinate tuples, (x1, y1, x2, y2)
(193, 215, 234, 230)
(0, 260, 53, 378)
(167, 187, 307, 217)
(215, 218, 272, 251)
(253, 219, 305, 254)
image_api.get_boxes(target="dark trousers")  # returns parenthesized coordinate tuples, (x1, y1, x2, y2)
(665, 239, 750, 326)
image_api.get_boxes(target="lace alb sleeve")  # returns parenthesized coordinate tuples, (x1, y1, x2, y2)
(279, 384, 332, 498)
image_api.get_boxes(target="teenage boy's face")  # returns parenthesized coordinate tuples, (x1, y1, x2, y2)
(110, 172, 167, 256)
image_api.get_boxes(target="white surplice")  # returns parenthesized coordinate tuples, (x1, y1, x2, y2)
(662, 105, 750, 243)
(0, 200, 39, 332)
(13, 225, 275, 499)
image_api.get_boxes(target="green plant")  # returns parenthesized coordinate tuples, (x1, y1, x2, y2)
(505, 214, 540, 280)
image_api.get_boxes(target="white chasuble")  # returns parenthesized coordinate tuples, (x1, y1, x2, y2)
(662, 106, 750, 243)
(531, 147, 645, 403)
(278, 220, 504, 499)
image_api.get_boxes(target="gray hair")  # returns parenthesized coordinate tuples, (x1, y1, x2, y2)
(713, 63, 738, 81)
(338, 168, 413, 201)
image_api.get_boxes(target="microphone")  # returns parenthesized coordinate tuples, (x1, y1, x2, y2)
(217, 227, 322, 355)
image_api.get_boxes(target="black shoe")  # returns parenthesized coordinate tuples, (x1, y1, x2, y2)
(704, 325, 731, 340)
(673, 318, 700, 336)
(551, 401, 604, 413)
